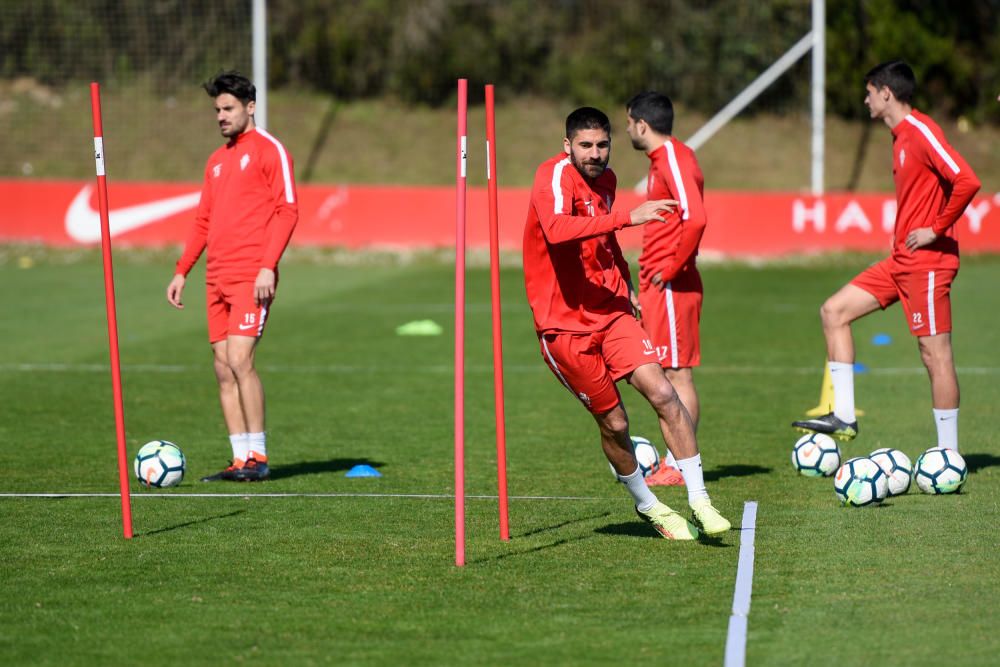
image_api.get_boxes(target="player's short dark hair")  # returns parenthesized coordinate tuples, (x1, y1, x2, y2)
(565, 107, 611, 140)
(864, 60, 915, 104)
(203, 71, 256, 105)
(626, 91, 674, 135)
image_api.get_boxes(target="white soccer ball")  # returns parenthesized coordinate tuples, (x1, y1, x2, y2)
(134, 440, 186, 488)
(792, 432, 841, 477)
(869, 447, 913, 496)
(609, 436, 660, 478)
(914, 447, 967, 495)
(833, 456, 888, 507)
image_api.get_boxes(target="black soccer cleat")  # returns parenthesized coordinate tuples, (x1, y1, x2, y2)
(792, 412, 858, 441)
(233, 458, 270, 482)
(200, 462, 242, 482)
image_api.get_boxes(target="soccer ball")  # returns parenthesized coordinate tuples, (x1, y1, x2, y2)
(792, 432, 841, 477)
(869, 447, 913, 496)
(609, 436, 660, 478)
(134, 440, 186, 488)
(914, 447, 967, 495)
(833, 457, 888, 507)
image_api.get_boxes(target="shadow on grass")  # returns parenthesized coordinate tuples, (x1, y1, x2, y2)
(595, 521, 734, 548)
(268, 458, 385, 480)
(140, 509, 246, 537)
(515, 511, 613, 538)
(965, 453, 1000, 473)
(470, 534, 597, 564)
(704, 464, 771, 482)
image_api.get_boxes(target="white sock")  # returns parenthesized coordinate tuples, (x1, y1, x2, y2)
(247, 432, 267, 460)
(617, 466, 658, 512)
(676, 454, 709, 504)
(829, 361, 856, 423)
(933, 408, 959, 451)
(229, 433, 250, 464)
(662, 450, 679, 470)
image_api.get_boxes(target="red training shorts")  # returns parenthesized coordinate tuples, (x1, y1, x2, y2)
(538, 315, 660, 414)
(205, 281, 272, 344)
(850, 258, 956, 336)
(638, 268, 702, 368)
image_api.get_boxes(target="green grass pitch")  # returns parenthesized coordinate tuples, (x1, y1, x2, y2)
(1, 246, 998, 666)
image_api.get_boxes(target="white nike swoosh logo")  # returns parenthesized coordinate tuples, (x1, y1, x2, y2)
(238, 323, 258, 330)
(65, 184, 201, 243)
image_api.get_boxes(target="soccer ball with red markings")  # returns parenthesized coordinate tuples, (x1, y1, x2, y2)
(609, 436, 660, 478)
(134, 440, 186, 488)
(792, 433, 841, 477)
(869, 447, 913, 496)
(833, 457, 888, 507)
(914, 447, 967, 495)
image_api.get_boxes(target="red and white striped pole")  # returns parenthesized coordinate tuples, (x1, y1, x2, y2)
(454, 79, 468, 566)
(484, 84, 510, 541)
(89, 82, 133, 539)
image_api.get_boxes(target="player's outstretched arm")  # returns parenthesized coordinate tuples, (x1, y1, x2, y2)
(628, 199, 679, 226)
(166, 274, 186, 309)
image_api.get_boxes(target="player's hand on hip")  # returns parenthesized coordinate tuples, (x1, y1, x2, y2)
(255, 268, 276, 306)
(650, 272, 665, 290)
(905, 226, 937, 252)
(166, 274, 186, 309)
(628, 199, 679, 226)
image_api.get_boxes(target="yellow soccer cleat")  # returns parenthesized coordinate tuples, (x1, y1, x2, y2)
(690, 498, 732, 535)
(635, 502, 699, 540)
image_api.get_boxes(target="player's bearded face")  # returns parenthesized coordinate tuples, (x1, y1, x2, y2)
(566, 128, 611, 179)
(214, 93, 255, 138)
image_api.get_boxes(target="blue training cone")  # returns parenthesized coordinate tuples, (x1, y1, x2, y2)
(345, 464, 382, 478)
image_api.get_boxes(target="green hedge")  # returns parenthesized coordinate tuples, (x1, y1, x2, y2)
(2, 0, 997, 120)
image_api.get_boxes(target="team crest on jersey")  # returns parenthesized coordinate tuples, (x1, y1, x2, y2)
(212, 164, 222, 178)
(240, 153, 251, 171)
(899, 149, 906, 167)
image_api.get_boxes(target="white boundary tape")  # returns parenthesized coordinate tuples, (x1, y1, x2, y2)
(724, 501, 758, 667)
(0, 492, 609, 501)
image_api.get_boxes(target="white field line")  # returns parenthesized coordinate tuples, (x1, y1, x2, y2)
(3, 362, 999, 376)
(724, 501, 759, 667)
(0, 492, 610, 501)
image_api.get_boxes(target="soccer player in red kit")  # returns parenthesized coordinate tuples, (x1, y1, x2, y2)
(523, 107, 730, 539)
(166, 72, 298, 481)
(793, 61, 980, 450)
(625, 91, 707, 486)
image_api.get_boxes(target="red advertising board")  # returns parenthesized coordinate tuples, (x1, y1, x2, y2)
(1, 178, 998, 255)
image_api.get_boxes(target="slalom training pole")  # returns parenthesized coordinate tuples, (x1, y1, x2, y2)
(89, 82, 133, 539)
(484, 84, 510, 541)
(454, 78, 468, 566)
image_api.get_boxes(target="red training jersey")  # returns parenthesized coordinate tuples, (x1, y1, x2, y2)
(638, 138, 707, 288)
(889, 110, 980, 271)
(176, 127, 299, 283)
(522, 153, 634, 333)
